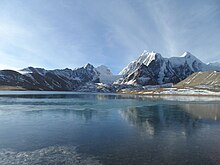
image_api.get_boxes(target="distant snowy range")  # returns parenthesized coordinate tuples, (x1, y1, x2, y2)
(0, 51, 220, 95)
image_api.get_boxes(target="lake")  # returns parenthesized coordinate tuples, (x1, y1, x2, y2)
(0, 91, 220, 165)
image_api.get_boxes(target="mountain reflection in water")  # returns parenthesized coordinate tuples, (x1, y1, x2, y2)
(120, 103, 220, 137)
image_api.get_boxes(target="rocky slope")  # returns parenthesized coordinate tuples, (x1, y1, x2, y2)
(175, 71, 220, 90)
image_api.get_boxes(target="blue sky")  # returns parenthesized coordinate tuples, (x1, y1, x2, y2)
(0, 0, 219, 73)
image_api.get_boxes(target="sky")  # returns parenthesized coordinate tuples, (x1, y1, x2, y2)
(0, 0, 220, 73)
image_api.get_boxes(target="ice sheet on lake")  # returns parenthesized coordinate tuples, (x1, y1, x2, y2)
(0, 146, 101, 165)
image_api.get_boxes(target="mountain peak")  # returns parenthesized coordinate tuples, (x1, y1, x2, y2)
(84, 63, 94, 70)
(181, 51, 194, 58)
(141, 50, 160, 56)
(19, 66, 47, 75)
(180, 52, 203, 66)
(208, 62, 220, 67)
(141, 51, 162, 66)
(96, 65, 113, 76)
(139, 51, 162, 62)
(119, 51, 163, 75)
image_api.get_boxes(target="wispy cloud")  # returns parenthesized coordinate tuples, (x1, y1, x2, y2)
(143, 0, 220, 59)
(0, 0, 219, 73)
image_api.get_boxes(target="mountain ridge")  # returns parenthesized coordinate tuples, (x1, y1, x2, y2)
(0, 50, 220, 92)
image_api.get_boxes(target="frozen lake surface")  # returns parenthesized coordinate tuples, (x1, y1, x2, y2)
(0, 91, 220, 165)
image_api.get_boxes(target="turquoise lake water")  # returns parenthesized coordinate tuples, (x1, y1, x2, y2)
(0, 91, 220, 165)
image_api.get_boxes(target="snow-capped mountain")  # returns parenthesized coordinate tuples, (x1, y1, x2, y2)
(19, 67, 47, 75)
(0, 50, 219, 92)
(0, 63, 121, 91)
(119, 51, 162, 75)
(208, 62, 220, 70)
(2, 67, 81, 91)
(117, 51, 220, 86)
(96, 65, 122, 84)
(96, 65, 113, 76)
